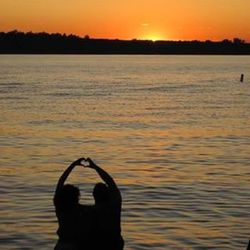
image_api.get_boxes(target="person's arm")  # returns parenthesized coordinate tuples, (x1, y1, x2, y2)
(55, 158, 85, 196)
(86, 158, 121, 202)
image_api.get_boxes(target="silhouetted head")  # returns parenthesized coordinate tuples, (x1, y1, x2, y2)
(93, 182, 109, 204)
(55, 184, 80, 211)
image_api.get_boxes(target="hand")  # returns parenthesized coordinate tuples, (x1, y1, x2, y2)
(80, 158, 91, 168)
(72, 158, 86, 166)
(85, 158, 97, 169)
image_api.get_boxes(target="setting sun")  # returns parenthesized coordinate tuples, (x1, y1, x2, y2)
(138, 23, 169, 41)
(140, 33, 165, 41)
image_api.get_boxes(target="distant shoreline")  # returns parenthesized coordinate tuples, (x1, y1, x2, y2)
(1, 31, 250, 55)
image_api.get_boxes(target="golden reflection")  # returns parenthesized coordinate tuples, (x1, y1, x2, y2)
(1, 55, 250, 249)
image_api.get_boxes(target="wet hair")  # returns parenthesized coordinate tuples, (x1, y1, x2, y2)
(55, 184, 80, 211)
(93, 182, 109, 203)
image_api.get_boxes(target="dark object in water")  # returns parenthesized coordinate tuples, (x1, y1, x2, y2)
(247, 239, 250, 250)
(240, 74, 244, 82)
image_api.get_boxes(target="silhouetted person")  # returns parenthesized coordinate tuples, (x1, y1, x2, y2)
(83, 158, 124, 250)
(54, 158, 124, 250)
(53, 158, 95, 250)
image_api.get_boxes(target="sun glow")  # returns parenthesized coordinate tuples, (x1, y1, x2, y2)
(139, 26, 169, 41)
(144, 35, 163, 41)
(140, 32, 167, 41)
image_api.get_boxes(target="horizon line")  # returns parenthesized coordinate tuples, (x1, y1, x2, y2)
(1, 30, 249, 44)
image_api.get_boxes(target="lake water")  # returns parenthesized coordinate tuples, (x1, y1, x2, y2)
(0, 55, 250, 250)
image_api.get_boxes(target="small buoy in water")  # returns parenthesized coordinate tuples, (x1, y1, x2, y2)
(240, 74, 244, 82)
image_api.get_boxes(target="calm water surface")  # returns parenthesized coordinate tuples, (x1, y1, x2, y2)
(0, 55, 250, 249)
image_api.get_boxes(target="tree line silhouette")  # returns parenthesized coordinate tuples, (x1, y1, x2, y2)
(0, 30, 249, 54)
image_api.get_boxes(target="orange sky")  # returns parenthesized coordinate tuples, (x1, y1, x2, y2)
(1, 0, 250, 41)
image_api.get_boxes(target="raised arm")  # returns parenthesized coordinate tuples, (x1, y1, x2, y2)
(55, 158, 84, 196)
(86, 158, 121, 201)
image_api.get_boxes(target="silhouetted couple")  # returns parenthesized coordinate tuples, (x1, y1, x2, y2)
(54, 158, 124, 250)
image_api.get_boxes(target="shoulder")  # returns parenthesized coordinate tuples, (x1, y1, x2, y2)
(109, 190, 122, 205)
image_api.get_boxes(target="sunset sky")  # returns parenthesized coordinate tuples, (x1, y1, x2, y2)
(1, 0, 250, 41)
